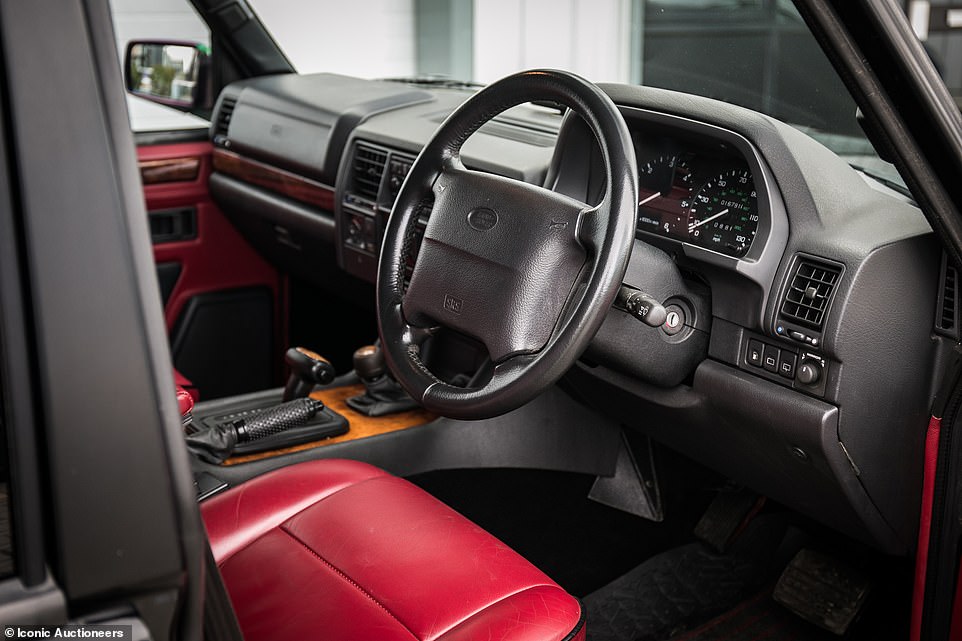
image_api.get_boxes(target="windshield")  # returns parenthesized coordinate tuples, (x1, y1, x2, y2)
(250, 0, 897, 186)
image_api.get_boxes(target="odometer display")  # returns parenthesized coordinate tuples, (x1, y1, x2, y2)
(687, 169, 758, 257)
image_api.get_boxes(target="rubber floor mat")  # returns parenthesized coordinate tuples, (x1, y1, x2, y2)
(585, 516, 796, 641)
(668, 590, 835, 641)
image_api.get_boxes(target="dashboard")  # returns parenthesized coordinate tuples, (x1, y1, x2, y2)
(204, 72, 943, 559)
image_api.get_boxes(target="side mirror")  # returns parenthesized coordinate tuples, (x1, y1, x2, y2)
(124, 41, 210, 111)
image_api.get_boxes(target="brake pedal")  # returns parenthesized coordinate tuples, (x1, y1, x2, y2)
(694, 487, 764, 553)
(773, 548, 872, 635)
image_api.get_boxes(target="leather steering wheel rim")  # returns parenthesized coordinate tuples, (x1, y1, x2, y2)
(377, 69, 638, 420)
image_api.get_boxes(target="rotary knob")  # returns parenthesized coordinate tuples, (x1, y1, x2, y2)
(797, 361, 821, 385)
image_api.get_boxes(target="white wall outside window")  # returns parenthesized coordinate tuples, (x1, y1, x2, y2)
(253, 1, 418, 78)
(473, 0, 632, 83)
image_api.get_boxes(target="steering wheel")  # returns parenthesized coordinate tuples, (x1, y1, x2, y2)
(377, 69, 638, 420)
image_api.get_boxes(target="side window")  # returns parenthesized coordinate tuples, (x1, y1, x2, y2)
(110, 0, 211, 133)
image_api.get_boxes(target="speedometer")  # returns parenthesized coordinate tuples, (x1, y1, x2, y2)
(687, 169, 758, 257)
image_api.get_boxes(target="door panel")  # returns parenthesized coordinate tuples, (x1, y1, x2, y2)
(138, 141, 283, 399)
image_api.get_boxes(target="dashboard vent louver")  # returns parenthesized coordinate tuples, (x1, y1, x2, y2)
(779, 258, 841, 331)
(214, 96, 237, 139)
(936, 254, 959, 338)
(351, 144, 388, 202)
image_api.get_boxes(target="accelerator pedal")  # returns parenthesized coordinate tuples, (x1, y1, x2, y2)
(773, 548, 872, 636)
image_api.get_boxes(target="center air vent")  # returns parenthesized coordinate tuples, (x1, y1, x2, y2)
(213, 95, 237, 141)
(350, 144, 388, 202)
(779, 257, 842, 331)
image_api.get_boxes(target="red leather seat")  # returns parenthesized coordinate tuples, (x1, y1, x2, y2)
(174, 368, 199, 402)
(201, 459, 585, 641)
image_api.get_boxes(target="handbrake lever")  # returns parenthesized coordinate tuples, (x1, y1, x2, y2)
(186, 397, 324, 464)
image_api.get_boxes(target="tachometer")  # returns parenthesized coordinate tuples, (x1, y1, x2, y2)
(687, 169, 758, 257)
(637, 155, 692, 238)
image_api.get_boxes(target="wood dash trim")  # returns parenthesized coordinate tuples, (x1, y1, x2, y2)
(212, 148, 335, 210)
(140, 157, 200, 184)
(222, 384, 436, 465)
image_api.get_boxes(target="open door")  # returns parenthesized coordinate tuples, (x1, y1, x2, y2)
(138, 138, 284, 399)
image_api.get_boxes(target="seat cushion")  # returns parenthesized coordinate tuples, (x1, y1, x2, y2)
(201, 459, 585, 641)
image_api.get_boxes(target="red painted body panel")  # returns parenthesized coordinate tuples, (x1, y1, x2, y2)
(911, 416, 942, 641)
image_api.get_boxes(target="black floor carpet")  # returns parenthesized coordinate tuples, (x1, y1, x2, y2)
(583, 516, 912, 641)
(584, 516, 798, 641)
(409, 455, 718, 596)
(667, 590, 835, 641)
(408, 461, 911, 641)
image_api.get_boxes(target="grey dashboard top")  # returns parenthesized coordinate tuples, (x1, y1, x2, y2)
(214, 73, 435, 184)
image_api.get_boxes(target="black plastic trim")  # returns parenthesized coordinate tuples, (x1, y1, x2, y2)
(209, 173, 336, 243)
(565, 358, 905, 553)
(149, 207, 197, 244)
(156, 263, 182, 308)
(189, 0, 294, 77)
(134, 128, 210, 147)
(171, 287, 274, 400)
(191, 385, 622, 491)
(0, 41, 50, 589)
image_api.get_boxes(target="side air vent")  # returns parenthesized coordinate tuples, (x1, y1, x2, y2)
(350, 144, 388, 202)
(936, 254, 959, 338)
(779, 257, 842, 331)
(213, 96, 237, 140)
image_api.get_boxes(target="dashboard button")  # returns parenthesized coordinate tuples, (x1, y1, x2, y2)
(763, 345, 780, 373)
(747, 339, 764, 367)
(778, 351, 797, 379)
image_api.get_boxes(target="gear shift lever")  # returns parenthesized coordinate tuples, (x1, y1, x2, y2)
(284, 347, 336, 402)
(353, 344, 385, 382)
(346, 343, 419, 416)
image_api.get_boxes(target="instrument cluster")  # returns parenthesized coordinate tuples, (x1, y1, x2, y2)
(634, 135, 759, 258)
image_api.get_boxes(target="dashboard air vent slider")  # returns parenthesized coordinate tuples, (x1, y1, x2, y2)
(350, 144, 388, 202)
(779, 257, 842, 331)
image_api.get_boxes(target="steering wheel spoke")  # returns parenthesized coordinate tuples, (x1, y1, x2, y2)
(576, 204, 608, 253)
